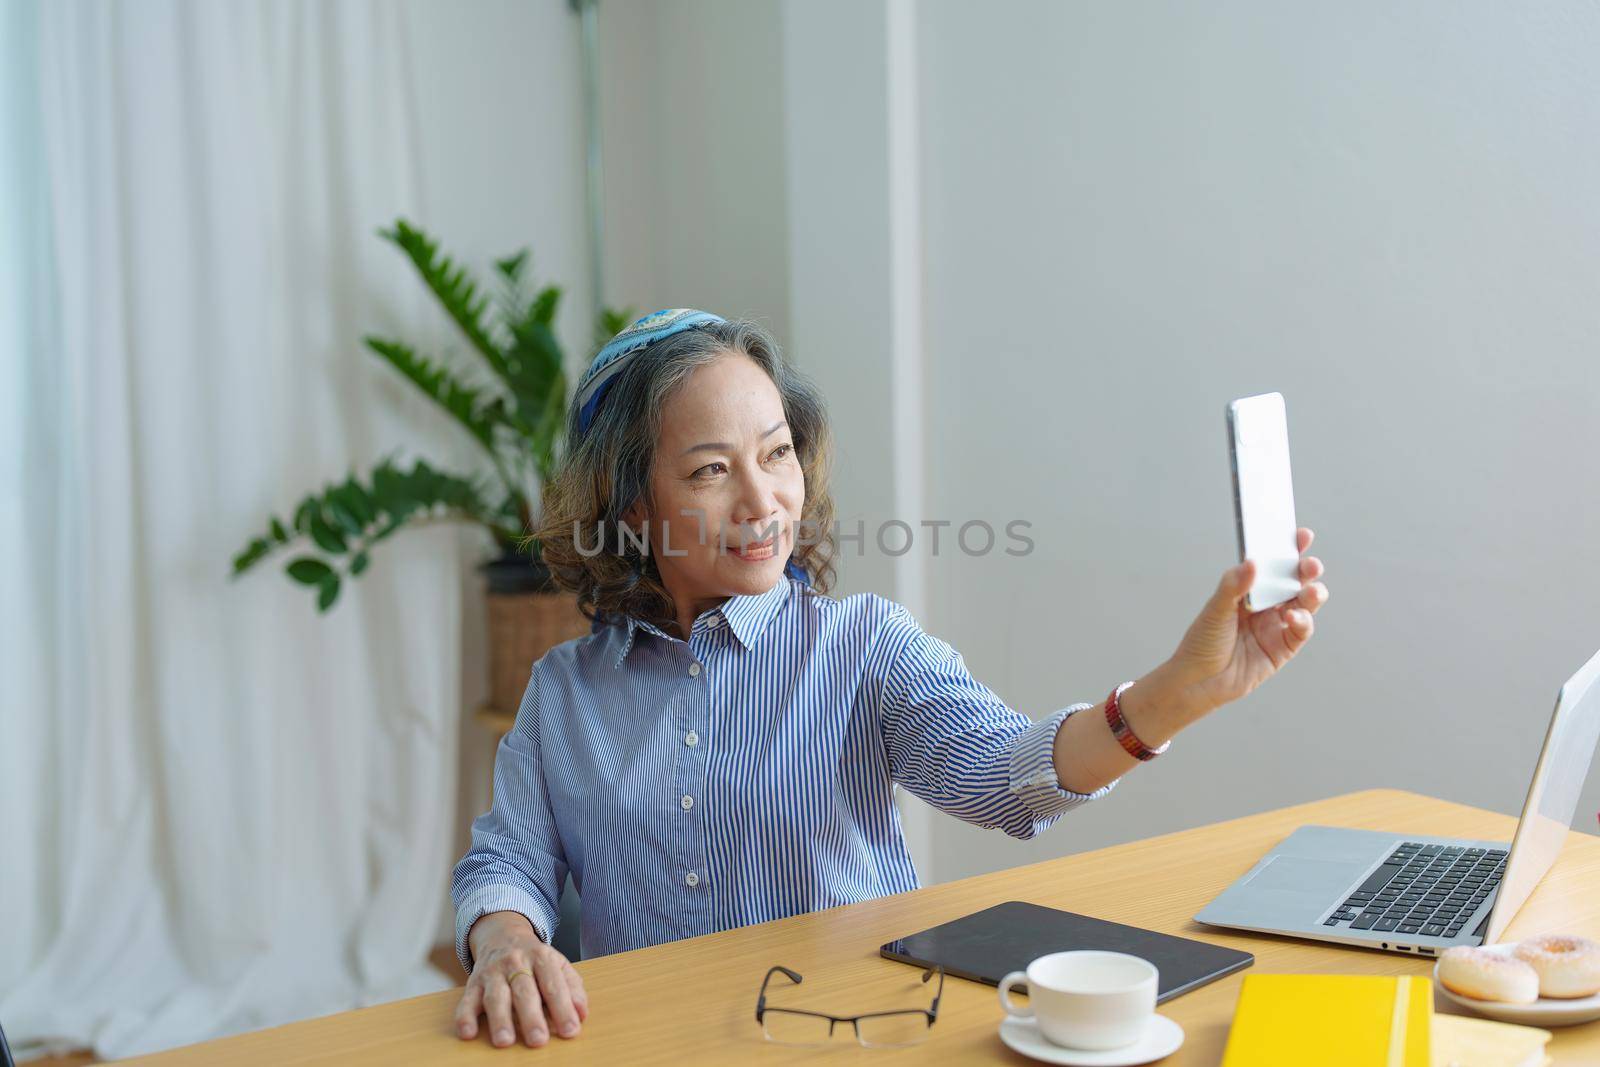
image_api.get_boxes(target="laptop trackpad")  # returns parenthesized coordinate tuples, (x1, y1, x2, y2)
(1246, 856, 1364, 903)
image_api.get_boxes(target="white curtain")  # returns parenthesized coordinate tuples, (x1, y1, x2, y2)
(1, 0, 476, 1057)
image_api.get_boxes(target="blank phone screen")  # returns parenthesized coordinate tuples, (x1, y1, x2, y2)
(1229, 392, 1300, 612)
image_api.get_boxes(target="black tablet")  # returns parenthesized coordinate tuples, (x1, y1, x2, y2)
(879, 901, 1253, 1004)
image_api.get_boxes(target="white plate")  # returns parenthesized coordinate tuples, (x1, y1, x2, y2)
(998, 1014, 1184, 1065)
(1434, 943, 1600, 1027)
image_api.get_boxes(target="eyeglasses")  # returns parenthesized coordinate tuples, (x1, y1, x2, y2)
(754, 964, 943, 1048)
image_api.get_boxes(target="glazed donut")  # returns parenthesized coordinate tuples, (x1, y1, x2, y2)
(1437, 946, 1540, 1003)
(1512, 935, 1600, 999)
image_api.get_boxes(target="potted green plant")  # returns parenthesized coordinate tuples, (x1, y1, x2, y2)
(232, 217, 630, 712)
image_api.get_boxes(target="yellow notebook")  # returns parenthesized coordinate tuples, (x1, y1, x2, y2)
(1221, 974, 1432, 1066)
(1432, 1014, 1552, 1067)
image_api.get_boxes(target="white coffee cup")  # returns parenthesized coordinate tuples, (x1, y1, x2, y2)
(998, 951, 1158, 1050)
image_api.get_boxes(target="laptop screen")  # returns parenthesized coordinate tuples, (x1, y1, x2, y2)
(1486, 646, 1600, 944)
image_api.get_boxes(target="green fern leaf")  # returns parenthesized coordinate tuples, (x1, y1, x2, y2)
(364, 337, 499, 452)
(495, 250, 528, 282)
(287, 557, 334, 585)
(530, 285, 561, 326)
(594, 306, 636, 353)
(308, 512, 347, 555)
(379, 219, 512, 382)
(341, 477, 376, 526)
(503, 315, 565, 426)
(232, 537, 272, 574)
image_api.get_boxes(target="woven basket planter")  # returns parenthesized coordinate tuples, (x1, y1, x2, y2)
(486, 590, 591, 715)
(482, 551, 590, 716)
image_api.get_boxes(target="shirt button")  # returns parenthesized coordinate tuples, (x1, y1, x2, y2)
(685, 871, 700, 887)
(688, 662, 701, 677)
(684, 730, 699, 747)
(705, 616, 721, 628)
(680, 794, 694, 811)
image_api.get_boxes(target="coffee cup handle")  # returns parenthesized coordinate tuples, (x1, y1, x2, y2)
(997, 970, 1032, 1019)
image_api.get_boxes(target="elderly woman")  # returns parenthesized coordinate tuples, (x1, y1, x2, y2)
(450, 310, 1328, 1049)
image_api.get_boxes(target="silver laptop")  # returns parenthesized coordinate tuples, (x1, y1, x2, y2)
(1196, 646, 1600, 958)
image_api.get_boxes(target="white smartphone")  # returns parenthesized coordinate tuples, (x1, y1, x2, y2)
(1226, 392, 1301, 613)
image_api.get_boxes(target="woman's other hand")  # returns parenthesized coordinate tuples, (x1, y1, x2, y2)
(1167, 526, 1328, 714)
(455, 911, 588, 1048)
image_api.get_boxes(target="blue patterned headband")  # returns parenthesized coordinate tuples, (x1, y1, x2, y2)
(575, 308, 726, 434)
(575, 307, 809, 590)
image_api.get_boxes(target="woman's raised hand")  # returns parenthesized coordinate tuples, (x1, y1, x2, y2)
(455, 911, 588, 1049)
(1166, 527, 1329, 714)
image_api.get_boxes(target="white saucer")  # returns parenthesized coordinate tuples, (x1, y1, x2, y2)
(998, 1015, 1185, 1065)
(1434, 943, 1600, 1027)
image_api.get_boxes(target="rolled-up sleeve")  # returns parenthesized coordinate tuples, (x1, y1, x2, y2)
(450, 663, 567, 974)
(874, 604, 1121, 840)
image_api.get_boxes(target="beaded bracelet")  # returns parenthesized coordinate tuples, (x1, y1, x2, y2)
(1104, 680, 1171, 761)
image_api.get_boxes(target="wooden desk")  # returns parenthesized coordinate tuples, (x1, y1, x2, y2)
(128, 789, 1600, 1064)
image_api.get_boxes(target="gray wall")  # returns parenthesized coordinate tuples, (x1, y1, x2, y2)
(913, 0, 1600, 883)
(598, 0, 1600, 887)
(598, 0, 792, 347)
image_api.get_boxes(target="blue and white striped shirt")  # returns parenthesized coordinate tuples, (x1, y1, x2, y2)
(452, 576, 1120, 967)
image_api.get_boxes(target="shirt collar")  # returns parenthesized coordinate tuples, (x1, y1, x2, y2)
(718, 577, 793, 651)
(612, 577, 793, 667)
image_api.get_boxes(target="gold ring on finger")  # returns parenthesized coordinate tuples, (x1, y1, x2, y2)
(507, 969, 534, 984)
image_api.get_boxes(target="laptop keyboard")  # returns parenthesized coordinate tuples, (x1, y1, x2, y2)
(1321, 841, 1507, 939)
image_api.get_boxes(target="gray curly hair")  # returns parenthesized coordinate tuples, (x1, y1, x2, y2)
(536, 319, 837, 632)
